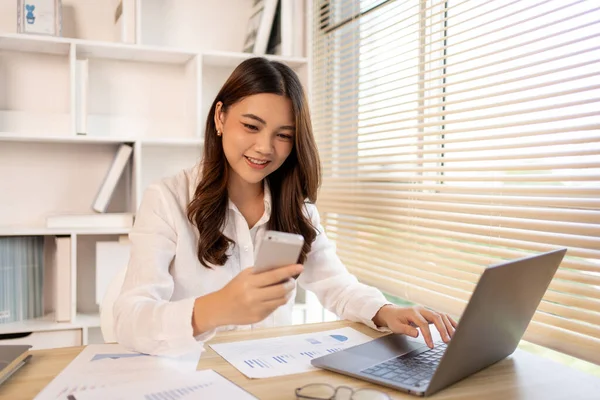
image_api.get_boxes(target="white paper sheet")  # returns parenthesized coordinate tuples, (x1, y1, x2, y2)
(68, 369, 257, 400)
(34, 344, 202, 400)
(209, 327, 374, 378)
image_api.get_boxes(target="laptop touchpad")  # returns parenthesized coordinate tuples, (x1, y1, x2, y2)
(346, 334, 425, 360)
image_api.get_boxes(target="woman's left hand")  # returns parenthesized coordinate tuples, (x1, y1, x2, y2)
(373, 305, 458, 349)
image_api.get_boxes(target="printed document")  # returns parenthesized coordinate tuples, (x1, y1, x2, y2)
(68, 369, 257, 400)
(34, 344, 202, 400)
(209, 327, 374, 378)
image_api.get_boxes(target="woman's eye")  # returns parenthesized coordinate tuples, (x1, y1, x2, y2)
(278, 133, 293, 140)
(243, 123, 258, 131)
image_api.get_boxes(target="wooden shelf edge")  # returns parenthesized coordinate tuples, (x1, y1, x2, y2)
(0, 313, 101, 335)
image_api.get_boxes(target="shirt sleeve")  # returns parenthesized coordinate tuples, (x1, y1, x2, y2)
(297, 204, 392, 332)
(113, 184, 216, 356)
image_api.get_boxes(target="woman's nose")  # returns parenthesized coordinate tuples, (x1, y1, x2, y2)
(254, 132, 274, 155)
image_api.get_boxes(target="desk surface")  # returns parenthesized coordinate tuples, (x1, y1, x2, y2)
(1, 320, 599, 400)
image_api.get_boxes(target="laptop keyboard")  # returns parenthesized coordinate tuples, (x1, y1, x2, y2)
(361, 341, 447, 389)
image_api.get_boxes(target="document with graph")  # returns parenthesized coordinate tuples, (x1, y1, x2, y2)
(209, 327, 374, 378)
(33, 344, 202, 400)
(68, 369, 257, 400)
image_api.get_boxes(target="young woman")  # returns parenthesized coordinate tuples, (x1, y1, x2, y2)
(113, 57, 457, 356)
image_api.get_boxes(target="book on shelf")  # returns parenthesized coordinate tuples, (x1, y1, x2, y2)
(43, 236, 72, 323)
(292, 0, 305, 57)
(266, 0, 282, 55)
(265, 0, 305, 57)
(244, 0, 279, 55)
(112, 0, 136, 44)
(280, 0, 292, 56)
(0, 236, 45, 325)
(93, 143, 133, 213)
(54, 236, 72, 322)
(46, 213, 134, 229)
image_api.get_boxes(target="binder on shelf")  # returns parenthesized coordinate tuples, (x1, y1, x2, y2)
(113, 0, 136, 44)
(266, 0, 282, 55)
(292, 0, 305, 57)
(46, 213, 134, 229)
(280, 0, 293, 56)
(0, 236, 44, 325)
(93, 144, 133, 213)
(244, 0, 279, 55)
(54, 236, 72, 322)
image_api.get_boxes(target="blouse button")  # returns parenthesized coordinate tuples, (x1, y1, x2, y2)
(243, 246, 249, 252)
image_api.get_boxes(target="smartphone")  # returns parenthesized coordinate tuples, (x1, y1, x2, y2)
(253, 230, 304, 273)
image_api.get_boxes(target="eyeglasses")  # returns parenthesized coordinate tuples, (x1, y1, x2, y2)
(295, 383, 391, 400)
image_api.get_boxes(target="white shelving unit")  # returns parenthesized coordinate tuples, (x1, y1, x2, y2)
(0, 0, 310, 350)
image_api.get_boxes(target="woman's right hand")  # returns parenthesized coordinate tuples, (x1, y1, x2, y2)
(193, 264, 303, 333)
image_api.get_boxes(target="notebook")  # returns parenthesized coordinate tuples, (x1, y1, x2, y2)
(0, 345, 32, 387)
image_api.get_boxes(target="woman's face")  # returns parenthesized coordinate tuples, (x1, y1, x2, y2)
(215, 93, 295, 186)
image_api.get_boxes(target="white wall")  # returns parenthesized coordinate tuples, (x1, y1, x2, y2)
(0, 1, 17, 34)
(140, 0, 253, 52)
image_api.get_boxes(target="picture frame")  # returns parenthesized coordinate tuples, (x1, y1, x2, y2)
(17, 0, 62, 37)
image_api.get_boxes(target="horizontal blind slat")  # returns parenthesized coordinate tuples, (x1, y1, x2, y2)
(318, 200, 600, 237)
(320, 208, 600, 258)
(338, 236, 600, 298)
(318, 131, 600, 161)
(324, 217, 600, 273)
(321, 211, 600, 260)
(318, 196, 600, 223)
(320, 182, 600, 197)
(320, 190, 600, 210)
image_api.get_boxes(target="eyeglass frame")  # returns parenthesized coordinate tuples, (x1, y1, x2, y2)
(295, 383, 392, 400)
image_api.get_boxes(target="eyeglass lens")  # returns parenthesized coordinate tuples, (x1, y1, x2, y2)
(296, 384, 390, 400)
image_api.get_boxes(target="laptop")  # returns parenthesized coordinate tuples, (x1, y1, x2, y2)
(0, 344, 32, 387)
(311, 248, 567, 397)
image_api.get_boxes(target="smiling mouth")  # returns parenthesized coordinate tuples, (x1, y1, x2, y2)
(245, 156, 270, 166)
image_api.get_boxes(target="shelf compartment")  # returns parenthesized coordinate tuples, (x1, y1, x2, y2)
(0, 142, 132, 229)
(0, 43, 72, 136)
(80, 46, 200, 140)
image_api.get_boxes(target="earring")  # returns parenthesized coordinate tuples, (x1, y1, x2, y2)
(217, 130, 222, 137)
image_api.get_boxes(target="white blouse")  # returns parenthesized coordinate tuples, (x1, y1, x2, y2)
(113, 165, 390, 356)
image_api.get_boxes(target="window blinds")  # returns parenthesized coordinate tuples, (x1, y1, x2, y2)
(311, 0, 600, 364)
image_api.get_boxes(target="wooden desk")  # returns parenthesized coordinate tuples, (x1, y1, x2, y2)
(1, 320, 599, 400)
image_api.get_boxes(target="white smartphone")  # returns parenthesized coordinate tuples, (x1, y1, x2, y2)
(253, 230, 304, 273)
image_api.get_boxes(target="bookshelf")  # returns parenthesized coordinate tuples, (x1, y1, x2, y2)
(0, 0, 310, 350)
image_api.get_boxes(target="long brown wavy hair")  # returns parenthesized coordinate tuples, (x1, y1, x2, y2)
(187, 57, 321, 268)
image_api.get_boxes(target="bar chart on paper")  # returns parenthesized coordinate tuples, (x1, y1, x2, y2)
(33, 344, 202, 400)
(68, 370, 258, 400)
(210, 327, 374, 378)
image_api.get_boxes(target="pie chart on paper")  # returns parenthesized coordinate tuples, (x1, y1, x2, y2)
(330, 335, 348, 342)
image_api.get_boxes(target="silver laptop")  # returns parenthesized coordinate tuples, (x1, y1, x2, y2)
(0, 344, 32, 387)
(311, 249, 567, 397)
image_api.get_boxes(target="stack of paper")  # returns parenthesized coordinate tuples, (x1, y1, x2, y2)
(34, 344, 203, 400)
(65, 370, 257, 400)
